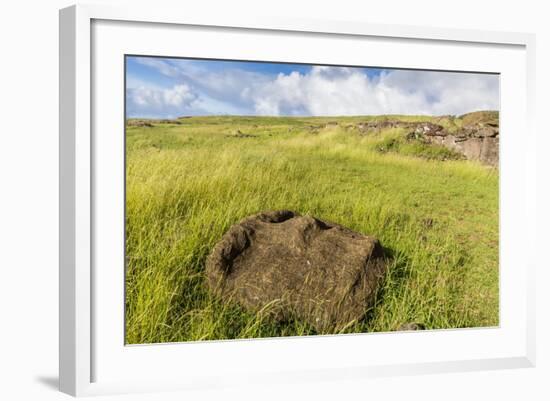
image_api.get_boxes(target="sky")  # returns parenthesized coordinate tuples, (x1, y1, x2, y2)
(125, 56, 499, 118)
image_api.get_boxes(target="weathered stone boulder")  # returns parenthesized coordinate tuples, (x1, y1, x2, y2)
(422, 123, 499, 166)
(206, 210, 387, 332)
(414, 122, 445, 136)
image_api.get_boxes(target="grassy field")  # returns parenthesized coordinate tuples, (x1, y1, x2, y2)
(125, 115, 499, 344)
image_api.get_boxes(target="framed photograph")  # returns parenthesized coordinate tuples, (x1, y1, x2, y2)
(59, 4, 536, 396)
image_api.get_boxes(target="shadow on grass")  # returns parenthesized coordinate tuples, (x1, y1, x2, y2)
(358, 245, 411, 331)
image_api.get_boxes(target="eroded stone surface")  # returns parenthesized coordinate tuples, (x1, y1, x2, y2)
(206, 211, 388, 332)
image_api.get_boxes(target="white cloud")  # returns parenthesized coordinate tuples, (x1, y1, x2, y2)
(163, 85, 196, 106)
(135, 57, 270, 109)
(243, 66, 499, 116)
(126, 84, 199, 118)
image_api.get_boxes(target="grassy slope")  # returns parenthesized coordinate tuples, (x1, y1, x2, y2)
(125, 116, 499, 344)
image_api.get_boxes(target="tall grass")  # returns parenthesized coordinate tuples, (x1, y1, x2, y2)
(125, 116, 499, 344)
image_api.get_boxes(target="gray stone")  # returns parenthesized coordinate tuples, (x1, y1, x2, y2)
(397, 322, 426, 331)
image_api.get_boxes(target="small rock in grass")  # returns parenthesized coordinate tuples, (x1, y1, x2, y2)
(397, 322, 426, 331)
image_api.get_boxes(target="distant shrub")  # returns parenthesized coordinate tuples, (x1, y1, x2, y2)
(374, 132, 464, 161)
(459, 110, 499, 127)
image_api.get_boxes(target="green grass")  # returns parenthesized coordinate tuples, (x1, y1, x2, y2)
(125, 116, 499, 344)
(374, 128, 464, 161)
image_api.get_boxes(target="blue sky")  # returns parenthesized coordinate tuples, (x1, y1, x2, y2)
(126, 56, 499, 118)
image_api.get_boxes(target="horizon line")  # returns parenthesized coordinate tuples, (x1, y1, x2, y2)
(125, 110, 499, 120)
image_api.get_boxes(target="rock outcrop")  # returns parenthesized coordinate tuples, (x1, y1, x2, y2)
(206, 210, 388, 332)
(419, 112, 499, 166)
(352, 111, 499, 166)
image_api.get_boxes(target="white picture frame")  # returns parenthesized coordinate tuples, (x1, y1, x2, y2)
(59, 3, 536, 397)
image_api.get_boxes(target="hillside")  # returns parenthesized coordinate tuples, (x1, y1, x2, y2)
(125, 114, 499, 344)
